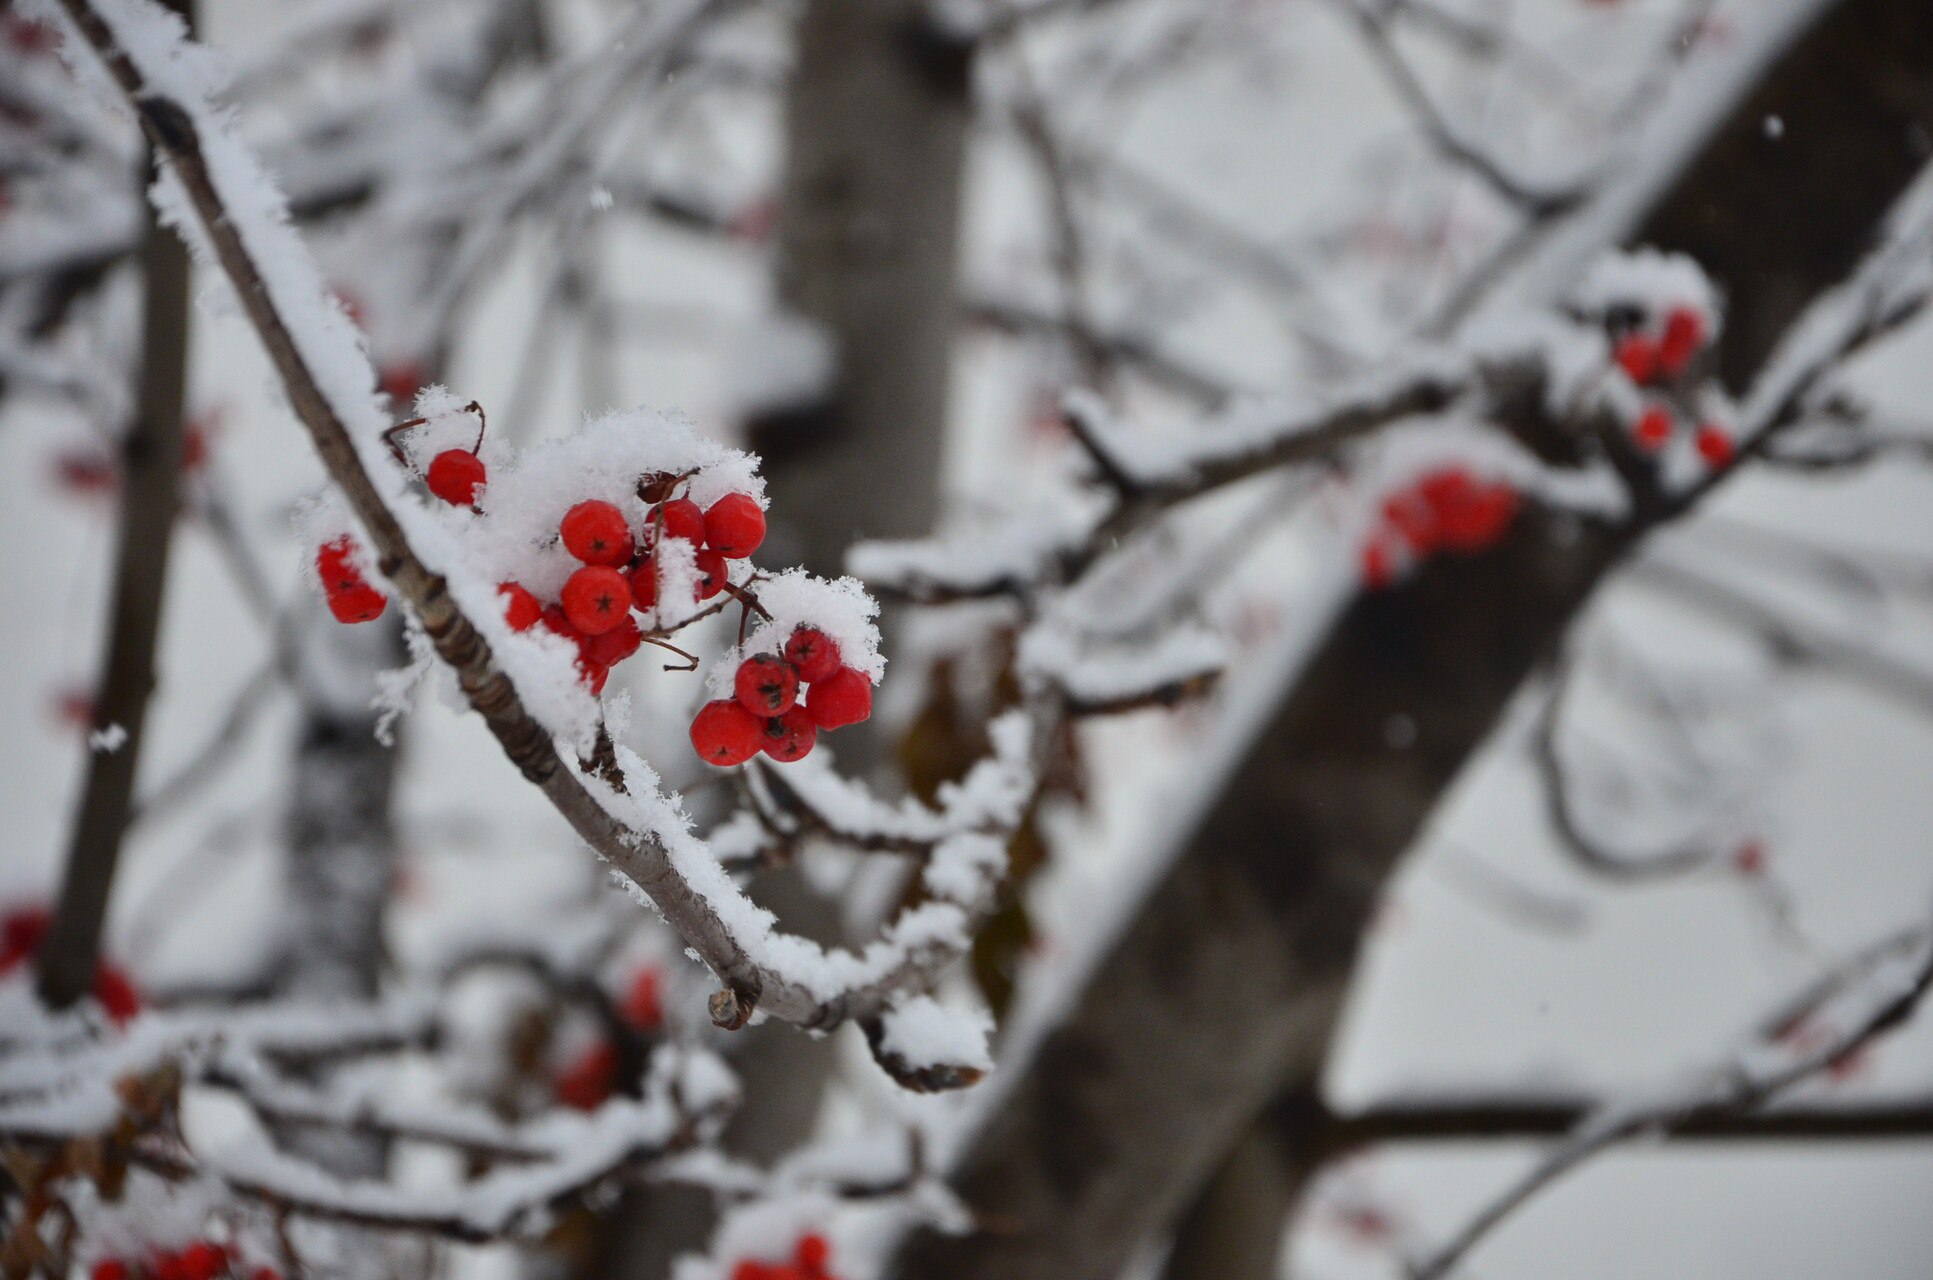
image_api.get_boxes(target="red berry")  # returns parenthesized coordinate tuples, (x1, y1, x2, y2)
(251, 1269, 283, 1280)
(317, 538, 388, 624)
(628, 558, 659, 612)
(2, 907, 49, 972)
(1657, 306, 1706, 377)
(1734, 840, 1766, 876)
(795, 1234, 831, 1273)
(735, 654, 799, 716)
(623, 968, 664, 1031)
(497, 582, 543, 631)
(93, 1260, 128, 1280)
(695, 550, 727, 600)
(761, 707, 818, 762)
(1381, 489, 1438, 553)
(581, 660, 611, 695)
(1433, 481, 1517, 554)
(653, 497, 706, 546)
(1362, 538, 1398, 590)
(539, 604, 578, 640)
(326, 582, 388, 624)
(784, 627, 841, 684)
(555, 1039, 618, 1111)
(1633, 405, 1673, 452)
(560, 500, 633, 566)
(704, 493, 766, 558)
(426, 449, 486, 505)
(691, 700, 763, 766)
(582, 615, 643, 667)
(177, 1242, 226, 1280)
(1615, 332, 1661, 385)
(805, 667, 872, 730)
(561, 566, 633, 635)
(1694, 423, 1735, 467)
(93, 964, 141, 1026)
(379, 362, 424, 405)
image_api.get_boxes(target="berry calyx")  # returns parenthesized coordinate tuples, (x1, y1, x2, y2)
(582, 615, 643, 667)
(784, 627, 841, 684)
(695, 550, 727, 600)
(761, 707, 818, 762)
(561, 566, 633, 635)
(654, 497, 706, 546)
(704, 492, 766, 558)
(1694, 423, 1736, 467)
(426, 448, 487, 505)
(1614, 332, 1660, 385)
(805, 667, 872, 730)
(691, 699, 763, 766)
(498, 582, 542, 631)
(1658, 305, 1706, 377)
(560, 500, 633, 566)
(1633, 405, 1673, 452)
(735, 654, 799, 716)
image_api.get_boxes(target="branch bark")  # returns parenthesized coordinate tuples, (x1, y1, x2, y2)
(40, 65, 193, 1009)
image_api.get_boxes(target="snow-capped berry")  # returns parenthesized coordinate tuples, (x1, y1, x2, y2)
(805, 667, 872, 730)
(623, 968, 663, 1031)
(1614, 332, 1660, 385)
(379, 361, 424, 405)
(560, 500, 632, 566)
(761, 707, 818, 762)
(704, 493, 766, 558)
(561, 566, 633, 634)
(1633, 405, 1673, 452)
(628, 558, 658, 612)
(326, 581, 387, 624)
(695, 550, 727, 600)
(426, 448, 487, 505)
(582, 615, 643, 667)
(654, 497, 706, 546)
(497, 582, 542, 631)
(1381, 490, 1438, 553)
(735, 654, 799, 716)
(691, 699, 763, 766)
(1694, 423, 1736, 467)
(784, 626, 841, 684)
(1658, 306, 1706, 377)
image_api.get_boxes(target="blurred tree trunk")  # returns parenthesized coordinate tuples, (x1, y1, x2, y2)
(897, 3, 1933, 1279)
(39, 121, 192, 1010)
(594, 4, 974, 1277)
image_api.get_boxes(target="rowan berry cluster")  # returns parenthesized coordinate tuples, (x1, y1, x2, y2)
(732, 1234, 839, 1280)
(1612, 302, 1734, 465)
(690, 626, 873, 767)
(1360, 466, 1519, 590)
(309, 398, 880, 766)
(1, 906, 140, 1025)
(90, 1242, 275, 1280)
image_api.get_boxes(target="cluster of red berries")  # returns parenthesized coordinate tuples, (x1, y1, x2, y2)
(1361, 466, 1519, 589)
(732, 1234, 839, 1280)
(501, 489, 765, 694)
(554, 966, 666, 1111)
(2, 906, 140, 1025)
(92, 1242, 276, 1280)
(1613, 304, 1735, 466)
(690, 627, 873, 767)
